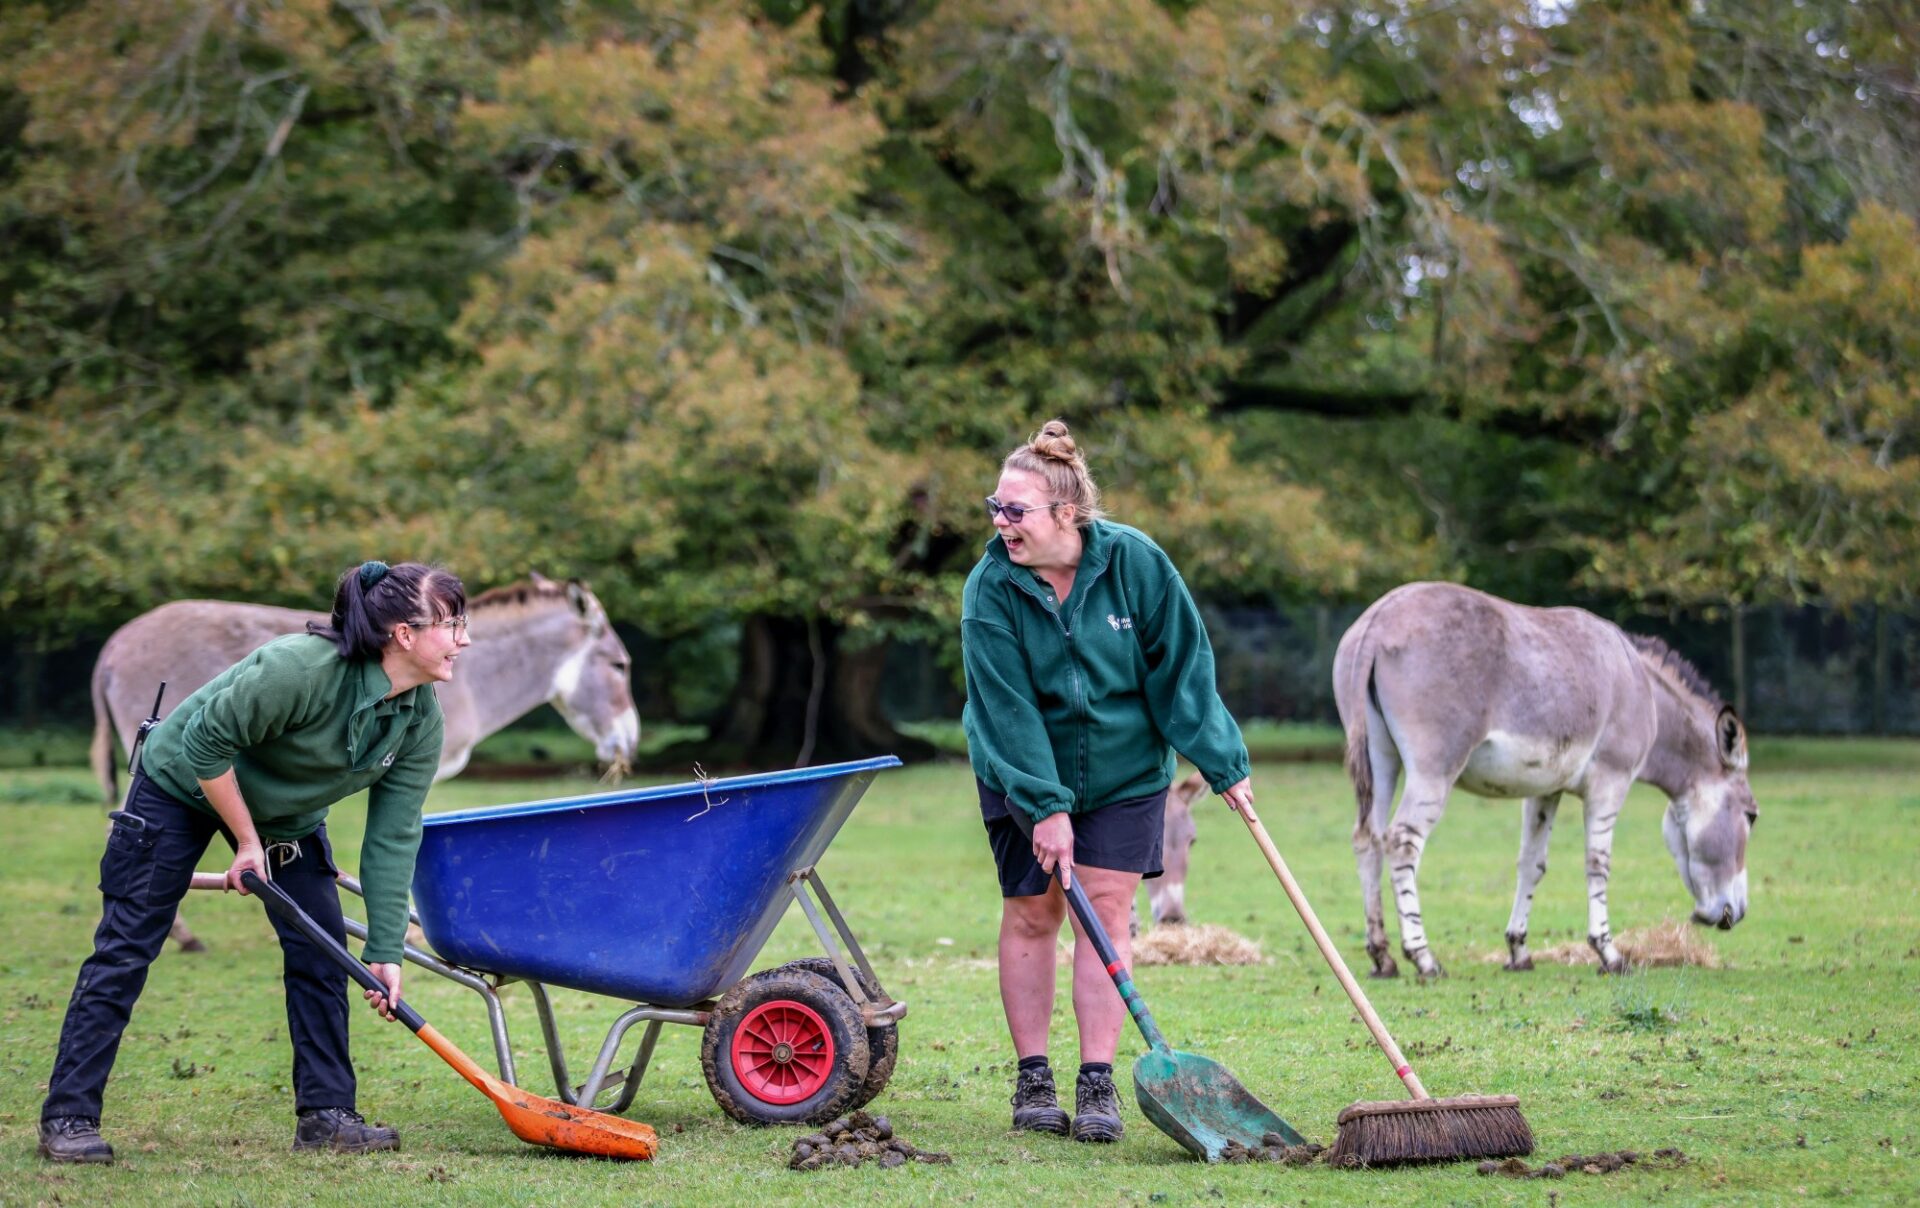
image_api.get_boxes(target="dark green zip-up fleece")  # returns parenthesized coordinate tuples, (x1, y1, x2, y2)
(142, 634, 443, 963)
(961, 519, 1250, 824)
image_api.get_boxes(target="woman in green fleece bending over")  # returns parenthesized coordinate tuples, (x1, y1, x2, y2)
(962, 420, 1255, 1146)
(39, 560, 467, 1166)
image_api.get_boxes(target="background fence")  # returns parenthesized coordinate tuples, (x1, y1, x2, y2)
(882, 602, 1920, 736)
(7, 601, 1916, 738)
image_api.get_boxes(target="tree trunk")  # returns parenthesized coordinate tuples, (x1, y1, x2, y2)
(14, 642, 43, 728)
(1730, 605, 1749, 720)
(666, 615, 937, 770)
(1872, 605, 1890, 736)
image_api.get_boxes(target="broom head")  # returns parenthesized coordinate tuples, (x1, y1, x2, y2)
(1328, 1093, 1532, 1168)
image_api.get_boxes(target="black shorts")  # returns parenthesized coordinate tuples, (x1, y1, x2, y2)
(979, 779, 1168, 898)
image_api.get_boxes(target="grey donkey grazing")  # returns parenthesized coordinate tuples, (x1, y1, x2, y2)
(1335, 583, 1756, 979)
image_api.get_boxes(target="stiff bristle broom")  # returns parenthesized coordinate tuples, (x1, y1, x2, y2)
(1233, 801, 1534, 1167)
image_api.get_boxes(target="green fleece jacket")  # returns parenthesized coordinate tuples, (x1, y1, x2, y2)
(961, 520, 1250, 824)
(142, 634, 443, 963)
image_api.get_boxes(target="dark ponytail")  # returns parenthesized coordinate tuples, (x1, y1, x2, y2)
(308, 560, 468, 661)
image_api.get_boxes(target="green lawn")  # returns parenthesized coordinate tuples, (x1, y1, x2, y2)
(2, 740, 1916, 1205)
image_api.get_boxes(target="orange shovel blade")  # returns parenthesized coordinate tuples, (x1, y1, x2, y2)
(419, 1024, 658, 1160)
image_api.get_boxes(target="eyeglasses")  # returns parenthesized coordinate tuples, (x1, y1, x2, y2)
(408, 615, 469, 636)
(985, 496, 1065, 524)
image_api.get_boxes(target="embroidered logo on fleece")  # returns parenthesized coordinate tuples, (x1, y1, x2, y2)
(1107, 614, 1133, 631)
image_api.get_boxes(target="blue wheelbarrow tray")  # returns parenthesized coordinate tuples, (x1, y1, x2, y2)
(412, 756, 902, 1007)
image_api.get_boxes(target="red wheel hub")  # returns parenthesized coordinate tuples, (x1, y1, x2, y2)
(731, 999, 835, 1104)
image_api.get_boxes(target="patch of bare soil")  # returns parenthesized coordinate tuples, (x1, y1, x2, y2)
(788, 1111, 951, 1171)
(1477, 1147, 1690, 1178)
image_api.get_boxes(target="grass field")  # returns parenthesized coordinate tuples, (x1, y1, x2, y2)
(2, 736, 1916, 1206)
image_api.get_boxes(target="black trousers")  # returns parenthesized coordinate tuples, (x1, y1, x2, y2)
(42, 775, 356, 1122)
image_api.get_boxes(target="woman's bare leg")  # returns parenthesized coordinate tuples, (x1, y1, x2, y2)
(999, 890, 1067, 1058)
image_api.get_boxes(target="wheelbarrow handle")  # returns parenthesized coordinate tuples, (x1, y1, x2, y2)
(239, 869, 426, 1033)
(1059, 873, 1172, 1053)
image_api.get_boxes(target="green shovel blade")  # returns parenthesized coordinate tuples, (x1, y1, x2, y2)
(1133, 1045, 1307, 1162)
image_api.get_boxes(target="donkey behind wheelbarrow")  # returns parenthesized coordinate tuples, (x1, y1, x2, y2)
(1335, 583, 1757, 979)
(93, 573, 640, 953)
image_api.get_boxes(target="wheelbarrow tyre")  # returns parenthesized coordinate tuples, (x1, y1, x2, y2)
(777, 957, 898, 1111)
(701, 968, 871, 1126)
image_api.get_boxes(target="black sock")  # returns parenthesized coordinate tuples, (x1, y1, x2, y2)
(1079, 1062, 1112, 1079)
(1018, 1055, 1050, 1074)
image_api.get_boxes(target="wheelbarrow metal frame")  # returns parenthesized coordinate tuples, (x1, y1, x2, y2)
(325, 867, 904, 1113)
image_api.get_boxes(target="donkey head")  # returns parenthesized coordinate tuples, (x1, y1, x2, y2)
(1661, 705, 1756, 931)
(536, 573, 640, 767)
(1146, 771, 1207, 927)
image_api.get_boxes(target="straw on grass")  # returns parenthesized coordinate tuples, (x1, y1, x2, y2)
(1060, 923, 1267, 967)
(1483, 918, 1722, 969)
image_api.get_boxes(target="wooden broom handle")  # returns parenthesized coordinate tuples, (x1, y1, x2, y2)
(1234, 801, 1430, 1101)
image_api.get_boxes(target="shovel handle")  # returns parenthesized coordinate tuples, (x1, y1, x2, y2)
(1233, 803, 1430, 1101)
(1059, 873, 1172, 1053)
(239, 870, 426, 1033)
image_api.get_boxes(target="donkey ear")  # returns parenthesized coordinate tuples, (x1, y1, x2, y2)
(565, 580, 590, 616)
(1716, 706, 1748, 771)
(529, 571, 554, 588)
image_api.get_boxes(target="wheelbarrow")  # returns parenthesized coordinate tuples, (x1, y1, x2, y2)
(195, 756, 905, 1126)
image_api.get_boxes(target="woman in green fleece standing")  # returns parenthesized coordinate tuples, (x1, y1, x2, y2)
(962, 420, 1254, 1145)
(39, 560, 467, 1165)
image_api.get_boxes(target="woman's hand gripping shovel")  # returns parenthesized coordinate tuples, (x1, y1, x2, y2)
(1058, 869, 1307, 1161)
(237, 870, 658, 1160)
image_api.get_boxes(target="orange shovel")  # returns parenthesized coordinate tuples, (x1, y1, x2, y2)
(238, 870, 657, 1160)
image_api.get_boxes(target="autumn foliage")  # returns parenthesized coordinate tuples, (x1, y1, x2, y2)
(3, 1, 1915, 749)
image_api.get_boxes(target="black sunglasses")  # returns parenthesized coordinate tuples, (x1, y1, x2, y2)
(985, 496, 1065, 524)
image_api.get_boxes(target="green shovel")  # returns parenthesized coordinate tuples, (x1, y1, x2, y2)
(1060, 872, 1308, 1161)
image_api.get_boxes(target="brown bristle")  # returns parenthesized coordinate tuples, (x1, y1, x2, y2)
(1328, 1096, 1534, 1168)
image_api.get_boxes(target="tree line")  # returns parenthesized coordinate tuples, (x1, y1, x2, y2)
(4, 1, 1915, 759)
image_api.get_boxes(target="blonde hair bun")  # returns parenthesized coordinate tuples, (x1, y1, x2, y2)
(1001, 417, 1104, 527)
(1029, 420, 1079, 463)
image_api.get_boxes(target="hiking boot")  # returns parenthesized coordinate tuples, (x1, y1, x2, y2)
(38, 1116, 114, 1165)
(1071, 1068, 1124, 1143)
(1009, 1066, 1070, 1135)
(292, 1107, 400, 1154)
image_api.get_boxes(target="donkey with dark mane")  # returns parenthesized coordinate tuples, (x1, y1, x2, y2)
(92, 573, 640, 952)
(1334, 583, 1756, 979)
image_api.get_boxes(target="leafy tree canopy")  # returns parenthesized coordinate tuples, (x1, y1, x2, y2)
(4, 0, 1915, 751)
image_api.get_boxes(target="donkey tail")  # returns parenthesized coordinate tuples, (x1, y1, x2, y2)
(1351, 660, 1397, 837)
(1344, 683, 1374, 830)
(91, 657, 119, 806)
(1339, 592, 1403, 842)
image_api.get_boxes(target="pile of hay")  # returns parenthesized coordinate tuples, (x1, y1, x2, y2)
(1062, 924, 1268, 967)
(1524, 919, 1723, 969)
(1136, 923, 1268, 966)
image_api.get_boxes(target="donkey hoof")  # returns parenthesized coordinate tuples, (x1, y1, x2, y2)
(1404, 946, 1446, 980)
(1366, 945, 1398, 978)
(1503, 957, 1534, 972)
(175, 937, 209, 954)
(1595, 957, 1629, 976)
